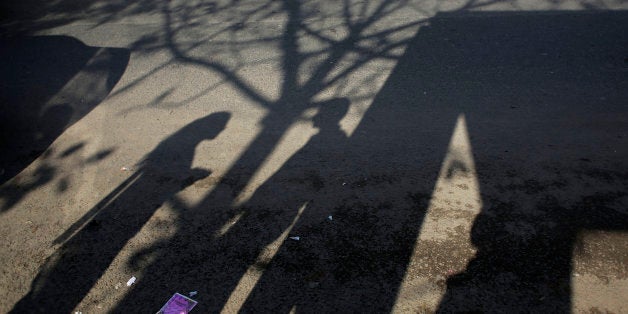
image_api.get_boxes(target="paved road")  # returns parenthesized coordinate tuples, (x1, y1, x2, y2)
(1, 0, 627, 312)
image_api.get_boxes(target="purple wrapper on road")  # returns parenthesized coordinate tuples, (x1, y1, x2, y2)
(156, 293, 198, 314)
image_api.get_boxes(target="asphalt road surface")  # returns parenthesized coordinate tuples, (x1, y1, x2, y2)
(1, 0, 627, 312)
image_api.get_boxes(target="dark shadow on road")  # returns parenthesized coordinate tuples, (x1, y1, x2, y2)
(0, 35, 129, 189)
(405, 11, 628, 312)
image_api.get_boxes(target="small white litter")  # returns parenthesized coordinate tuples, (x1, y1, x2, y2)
(126, 276, 137, 286)
(327, 215, 333, 221)
(189, 291, 198, 297)
(289, 236, 300, 241)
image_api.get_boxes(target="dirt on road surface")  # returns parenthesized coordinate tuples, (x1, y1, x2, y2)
(1, 0, 627, 313)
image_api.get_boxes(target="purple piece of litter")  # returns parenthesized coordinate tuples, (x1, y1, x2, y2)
(157, 293, 198, 314)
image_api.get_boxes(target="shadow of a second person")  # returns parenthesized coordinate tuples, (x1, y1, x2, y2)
(10, 112, 230, 313)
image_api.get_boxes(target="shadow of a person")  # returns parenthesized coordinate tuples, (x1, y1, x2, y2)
(111, 98, 351, 313)
(232, 98, 355, 312)
(11, 111, 230, 313)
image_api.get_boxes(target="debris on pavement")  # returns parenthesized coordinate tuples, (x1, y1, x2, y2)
(189, 291, 198, 297)
(328, 215, 333, 221)
(157, 293, 198, 314)
(120, 166, 130, 171)
(126, 276, 136, 286)
(289, 236, 300, 241)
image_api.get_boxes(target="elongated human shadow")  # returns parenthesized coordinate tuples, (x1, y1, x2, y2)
(11, 112, 230, 313)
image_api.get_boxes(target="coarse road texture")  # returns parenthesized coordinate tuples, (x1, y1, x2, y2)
(1, 0, 627, 313)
